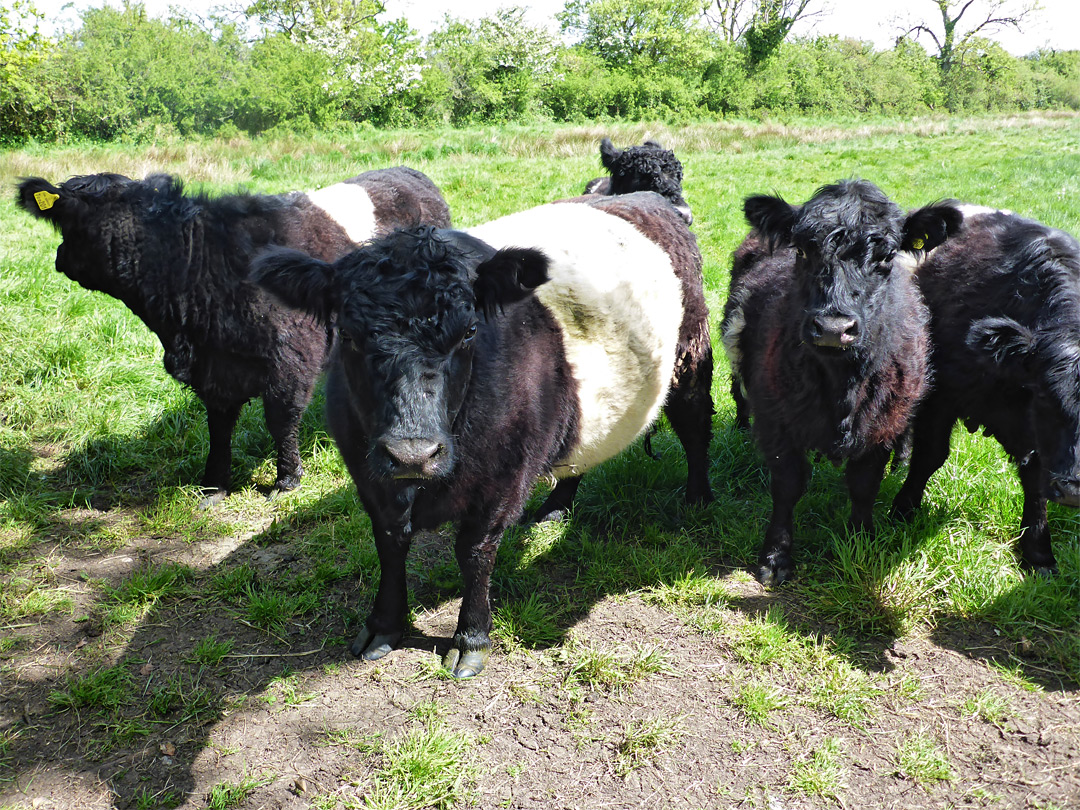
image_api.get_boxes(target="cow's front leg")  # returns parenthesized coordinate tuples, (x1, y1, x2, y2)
(758, 448, 808, 586)
(443, 520, 506, 678)
(351, 489, 417, 660)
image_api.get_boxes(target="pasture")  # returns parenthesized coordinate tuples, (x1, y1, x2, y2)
(1, 113, 1078, 809)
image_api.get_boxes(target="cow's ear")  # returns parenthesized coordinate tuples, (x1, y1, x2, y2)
(599, 138, 619, 170)
(16, 178, 85, 231)
(250, 246, 336, 323)
(474, 247, 550, 320)
(744, 194, 797, 251)
(902, 202, 965, 253)
(967, 316, 1036, 376)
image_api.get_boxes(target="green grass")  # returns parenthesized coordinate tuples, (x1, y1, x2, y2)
(205, 773, 274, 810)
(359, 721, 476, 810)
(614, 716, 684, 776)
(787, 737, 845, 800)
(895, 731, 956, 786)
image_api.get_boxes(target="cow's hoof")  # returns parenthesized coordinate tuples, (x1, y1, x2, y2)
(274, 472, 302, 493)
(197, 488, 228, 510)
(1021, 560, 1058, 579)
(524, 506, 570, 525)
(350, 628, 402, 661)
(756, 555, 793, 587)
(442, 647, 489, 679)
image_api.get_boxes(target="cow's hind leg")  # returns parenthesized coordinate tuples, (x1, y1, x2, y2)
(525, 476, 582, 524)
(665, 353, 714, 506)
(263, 395, 306, 493)
(200, 401, 242, 507)
(759, 449, 809, 586)
(996, 430, 1057, 575)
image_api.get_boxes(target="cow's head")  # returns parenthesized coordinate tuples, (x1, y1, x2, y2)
(16, 173, 190, 296)
(966, 228, 1080, 507)
(252, 227, 550, 482)
(744, 179, 963, 354)
(598, 138, 692, 224)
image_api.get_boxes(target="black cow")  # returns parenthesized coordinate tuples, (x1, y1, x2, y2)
(721, 179, 963, 585)
(892, 206, 1080, 574)
(583, 138, 693, 224)
(16, 167, 451, 503)
(253, 191, 713, 677)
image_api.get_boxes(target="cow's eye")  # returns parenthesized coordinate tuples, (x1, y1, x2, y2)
(794, 247, 807, 259)
(461, 324, 477, 346)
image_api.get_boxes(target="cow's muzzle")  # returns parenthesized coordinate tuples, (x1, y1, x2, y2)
(378, 437, 448, 480)
(807, 313, 860, 350)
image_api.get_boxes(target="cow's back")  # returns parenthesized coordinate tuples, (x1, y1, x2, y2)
(467, 197, 687, 476)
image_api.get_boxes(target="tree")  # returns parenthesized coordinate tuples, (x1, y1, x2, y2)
(898, 0, 1039, 76)
(426, 7, 558, 123)
(245, 0, 424, 111)
(558, 0, 711, 77)
(702, 0, 822, 67)
(1, 0, 52, 139)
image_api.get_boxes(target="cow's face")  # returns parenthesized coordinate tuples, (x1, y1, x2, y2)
(969, 317, 1080, 507)
(16, 174, 182, 296)
(744, 180, 962, 354)
(252, 228, 550, 482)
(599, 138, 692, 224)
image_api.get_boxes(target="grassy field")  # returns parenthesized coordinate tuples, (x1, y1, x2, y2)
(0, 112, 1078, 809)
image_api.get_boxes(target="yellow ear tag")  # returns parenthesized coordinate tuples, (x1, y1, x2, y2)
(911, 236, 926, 251)
(34, 190, 60, 211)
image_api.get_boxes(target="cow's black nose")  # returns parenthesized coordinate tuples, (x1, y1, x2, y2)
(383, 438, 443, 469)
(810, 314, 859, 349)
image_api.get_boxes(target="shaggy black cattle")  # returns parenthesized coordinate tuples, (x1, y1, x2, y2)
(721, 179, 963, 585)
(892, 206, 1080, 574)
(253, 191, 713, 677)
(16, 167, 451, 502)
(583, 138, 693, 224)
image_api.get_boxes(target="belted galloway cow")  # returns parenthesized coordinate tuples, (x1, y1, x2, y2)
(16, 168, 450, 503)
(721, 179, 963, 585)
(583, 138, 693, 224)
(892, 206, 1080, 575)
(252, 190, 713, 677)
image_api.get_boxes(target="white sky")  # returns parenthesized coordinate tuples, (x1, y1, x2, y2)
(33, 0, 1080, 55)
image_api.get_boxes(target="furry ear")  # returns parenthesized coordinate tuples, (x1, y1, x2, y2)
(474, 247, 550, 320)
(744, 194, 798, 251)
(902, 201, 965, 254)
(250, 246, 336, 323)
(967, 316, 1036, 375)
(16, 177, 83, 231)
(599, 138, 620, 171)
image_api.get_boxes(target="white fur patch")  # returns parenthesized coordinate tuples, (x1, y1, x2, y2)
(720, 301, 747, 383)
(468, 204, 685, 477)
(956, 203, 1014, 221)
(305, 183, 378, 243)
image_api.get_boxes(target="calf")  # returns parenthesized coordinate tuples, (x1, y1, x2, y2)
(584, 138, 693, 224)
(892, 207, 1080, 574)
(16, 168, 451, 502)
(721, 179, 962, 585)
(253, 191, 713, 677)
